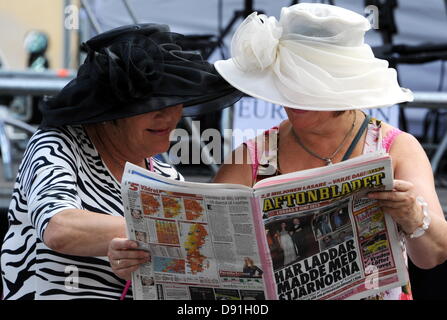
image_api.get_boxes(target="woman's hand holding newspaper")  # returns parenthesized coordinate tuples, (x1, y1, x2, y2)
(367, 179, 425, 236)
(108, 238, 151, 281)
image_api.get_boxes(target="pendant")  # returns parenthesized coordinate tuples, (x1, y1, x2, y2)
(325, 159, 332, 166)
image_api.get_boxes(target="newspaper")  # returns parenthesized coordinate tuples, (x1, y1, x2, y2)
(121, 152, 408, 300)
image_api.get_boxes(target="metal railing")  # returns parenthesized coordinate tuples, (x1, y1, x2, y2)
(1, 67, 447, 175)
(403, 91, 447, 173)
(0, 107, 37, 181)
(0, 70, 75, 96)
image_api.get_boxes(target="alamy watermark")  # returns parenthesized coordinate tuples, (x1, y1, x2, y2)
(64, 265, 79, 290)
(365, 5, 380, 30)
(65, 4, 80, 30)
(364, 264, 380, 290)
(168, 122, 276, 165)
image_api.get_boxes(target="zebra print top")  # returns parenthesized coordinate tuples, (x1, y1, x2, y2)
(1, 125, 183, 300)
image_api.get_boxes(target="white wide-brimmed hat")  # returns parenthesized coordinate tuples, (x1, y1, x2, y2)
(215, 3, 414, 111)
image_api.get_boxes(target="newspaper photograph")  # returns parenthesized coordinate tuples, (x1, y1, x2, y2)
(121, 152, 409, 300)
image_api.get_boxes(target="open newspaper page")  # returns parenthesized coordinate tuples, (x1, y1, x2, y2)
(252, 152, 409, 300)
(121, 163, 276, 300)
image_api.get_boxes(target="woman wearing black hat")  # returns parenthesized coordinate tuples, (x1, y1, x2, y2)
(0, 24, 241, 300)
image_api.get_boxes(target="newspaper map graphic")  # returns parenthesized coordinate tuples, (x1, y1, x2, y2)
(183, 223, 209, 274)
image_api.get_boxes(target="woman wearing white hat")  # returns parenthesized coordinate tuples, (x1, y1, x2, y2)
(214, 3, 447, 300)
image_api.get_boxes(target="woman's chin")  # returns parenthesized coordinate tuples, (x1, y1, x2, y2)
(143, 139, 170, 157)
(151, 145, 170, 156)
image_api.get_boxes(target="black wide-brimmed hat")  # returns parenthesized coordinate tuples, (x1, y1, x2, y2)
(40, 24, 243, 127)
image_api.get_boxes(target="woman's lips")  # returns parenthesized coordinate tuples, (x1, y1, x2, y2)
(146, 128, 171, 136)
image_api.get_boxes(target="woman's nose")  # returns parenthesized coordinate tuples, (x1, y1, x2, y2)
(155, 104, 183, 121)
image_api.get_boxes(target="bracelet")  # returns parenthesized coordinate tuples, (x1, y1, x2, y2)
(407, 196, 431, 239)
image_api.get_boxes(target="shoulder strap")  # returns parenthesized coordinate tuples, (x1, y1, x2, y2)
(341, 114, 370, 161)
(382, 128, 403, 153)
(245, 127, 280, 182)
(244, 139, 260, 183)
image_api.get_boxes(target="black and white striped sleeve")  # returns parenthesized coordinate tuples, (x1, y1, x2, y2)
(20, 129, 83, 241)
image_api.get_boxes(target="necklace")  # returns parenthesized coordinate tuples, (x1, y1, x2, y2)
(292, 112, 357, 166)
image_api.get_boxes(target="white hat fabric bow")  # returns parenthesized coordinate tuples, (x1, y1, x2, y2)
(215, 3, 414, 111)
